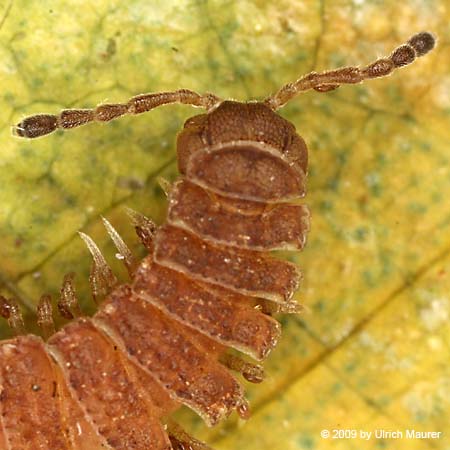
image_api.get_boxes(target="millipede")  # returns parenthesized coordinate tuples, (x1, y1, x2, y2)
(0, 31, 435, 449)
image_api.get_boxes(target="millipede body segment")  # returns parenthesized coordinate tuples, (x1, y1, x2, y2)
(1, 32, 435, 449)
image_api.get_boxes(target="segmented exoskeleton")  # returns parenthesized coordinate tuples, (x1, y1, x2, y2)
(0, 32, 435, 449)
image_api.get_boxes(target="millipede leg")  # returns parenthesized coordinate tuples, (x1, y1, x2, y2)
(236, 398, 251, 420)
(167, 420, 213, 450)
(58, 272, 83, 319)
(13, 89, 222, 139)
(259, 299, 305, 315)
(220, 353, 265, 384)
(126, 207, 158, 250)
(157, 176, 172, 197)
(265, 31, 436, 110)
(0, 295, 25, 335)
(79, 232, 117, 303)
(101, 216, 137, 277)
(37, 294, 56, 338)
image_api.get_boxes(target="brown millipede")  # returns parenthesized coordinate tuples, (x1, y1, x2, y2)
(0, 31, 435, 449)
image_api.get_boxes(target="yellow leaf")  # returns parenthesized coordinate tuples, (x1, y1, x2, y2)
(0, 1, 449, 449)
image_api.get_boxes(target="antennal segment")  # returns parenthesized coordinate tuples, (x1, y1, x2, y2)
(13, 90, 222, 139)
(265, 31, 436, 110)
